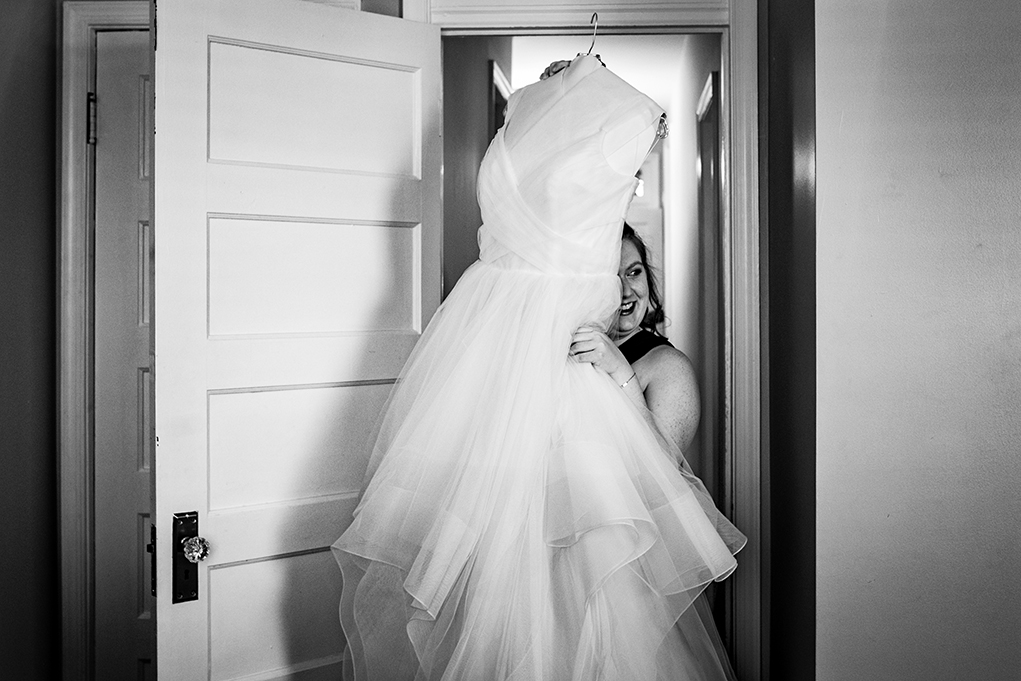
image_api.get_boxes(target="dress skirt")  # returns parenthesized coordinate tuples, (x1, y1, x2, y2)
(332, 259, 746, 681)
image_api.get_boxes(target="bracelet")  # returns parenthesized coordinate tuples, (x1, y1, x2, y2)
(619, 371, 637, 389)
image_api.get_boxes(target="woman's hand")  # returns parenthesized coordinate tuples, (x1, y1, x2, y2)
(569, 326, 633, 386)
(539, 60, 571, 81)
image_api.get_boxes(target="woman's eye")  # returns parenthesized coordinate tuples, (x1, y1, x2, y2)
(628, 268, 642, 279)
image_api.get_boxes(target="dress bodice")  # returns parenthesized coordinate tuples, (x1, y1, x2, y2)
(476, 55, 665, 277)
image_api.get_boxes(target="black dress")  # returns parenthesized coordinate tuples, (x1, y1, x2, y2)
(619, 328, 674, 364)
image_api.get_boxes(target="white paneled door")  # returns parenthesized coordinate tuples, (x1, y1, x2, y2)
(153, 2, 441, 678)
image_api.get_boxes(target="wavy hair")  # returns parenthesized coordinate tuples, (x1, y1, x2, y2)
(621, 222, 665, 333)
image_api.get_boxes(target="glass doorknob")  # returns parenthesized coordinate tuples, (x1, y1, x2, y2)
(182, 536, 210, 563)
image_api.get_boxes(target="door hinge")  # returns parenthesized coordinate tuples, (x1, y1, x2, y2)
(87, 92, 97, 146)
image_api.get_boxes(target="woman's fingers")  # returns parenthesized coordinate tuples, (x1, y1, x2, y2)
(570, 326, 630, 381)
(539, 60, 571, 81)
(570, 329, 597, 349)
(572, 326, 602, 341)
(570, 337, 594, 353)
(569, 340, 598, 358)
(570, 332, 606, 364)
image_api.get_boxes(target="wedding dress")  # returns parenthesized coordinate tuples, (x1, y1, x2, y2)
(332, 54, 746, 681)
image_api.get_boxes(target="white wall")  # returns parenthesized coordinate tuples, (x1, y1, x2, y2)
(662, 34, 719, 361)
(659, 35, 719, 481)
(816, 2, 1021, 679)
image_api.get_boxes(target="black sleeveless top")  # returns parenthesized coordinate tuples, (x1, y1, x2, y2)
(618, 329, 673, 364)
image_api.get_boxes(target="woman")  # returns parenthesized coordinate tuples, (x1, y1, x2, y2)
(570, 223, 700, 453)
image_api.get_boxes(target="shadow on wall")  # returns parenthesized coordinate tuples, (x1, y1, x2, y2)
(442, 35, 514, 299)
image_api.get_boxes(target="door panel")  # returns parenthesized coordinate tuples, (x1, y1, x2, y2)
(206, 384, 393, 511)
(207, 218, 417, 336)
(208, 551, 344, 680)
(207, 40, 420, 176)
(154, 1, 441, 677)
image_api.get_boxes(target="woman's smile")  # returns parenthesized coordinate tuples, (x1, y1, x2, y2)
(615, 239, 650, 337)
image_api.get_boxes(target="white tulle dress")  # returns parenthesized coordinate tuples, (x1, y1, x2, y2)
(332, 55, 746, 681)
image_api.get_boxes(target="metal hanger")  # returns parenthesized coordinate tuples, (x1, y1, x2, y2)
(585, 13, 599, 55)
(582, 13, 605, 66)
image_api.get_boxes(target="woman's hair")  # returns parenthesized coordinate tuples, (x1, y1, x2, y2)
(621, 222, 666, 333)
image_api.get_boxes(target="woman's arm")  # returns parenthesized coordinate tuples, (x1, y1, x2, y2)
(638, 346, 700, 453)
(569, 327, 701, 453)
(569, 326, 647, 404)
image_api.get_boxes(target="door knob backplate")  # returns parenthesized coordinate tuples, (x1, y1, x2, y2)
(172, 511, 204, 603)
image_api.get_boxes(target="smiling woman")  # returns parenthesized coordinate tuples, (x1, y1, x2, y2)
(570, 223, 702, 455)
(617, 222, 664, 335)
(618, 224, 702, 453)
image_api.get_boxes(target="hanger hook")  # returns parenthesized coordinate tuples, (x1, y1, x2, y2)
(586, 12, 599, 55)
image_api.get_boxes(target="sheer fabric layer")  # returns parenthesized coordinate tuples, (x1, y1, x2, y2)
(333, 262, 745, 681)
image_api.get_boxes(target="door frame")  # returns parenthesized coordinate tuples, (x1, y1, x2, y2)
(410, 2, 763, 679)
(59, 3, 150, 680)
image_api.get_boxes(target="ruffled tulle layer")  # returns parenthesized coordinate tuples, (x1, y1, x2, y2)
(332, 260, 745, 681)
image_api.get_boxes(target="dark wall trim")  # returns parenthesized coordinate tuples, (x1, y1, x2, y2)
(0, 0, 61, 677)
(761, 0, 816, 678)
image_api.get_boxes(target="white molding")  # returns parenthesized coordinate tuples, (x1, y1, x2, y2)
(403, 0, 431, 23)
(406, 0, 727, 28)
(696, 72, 715, 121)
(491, 60, 512, 97)
(726, 3, 764, 679)
(60, 4, 150, 681)
(434, 7, 728, 29)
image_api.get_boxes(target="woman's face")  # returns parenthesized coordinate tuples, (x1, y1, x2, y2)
(616, 238, 649, 338)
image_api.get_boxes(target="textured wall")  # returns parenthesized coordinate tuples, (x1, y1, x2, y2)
(816, 1, 1021, 678)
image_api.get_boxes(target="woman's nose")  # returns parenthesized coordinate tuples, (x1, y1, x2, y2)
(620, 278, 632, 297)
